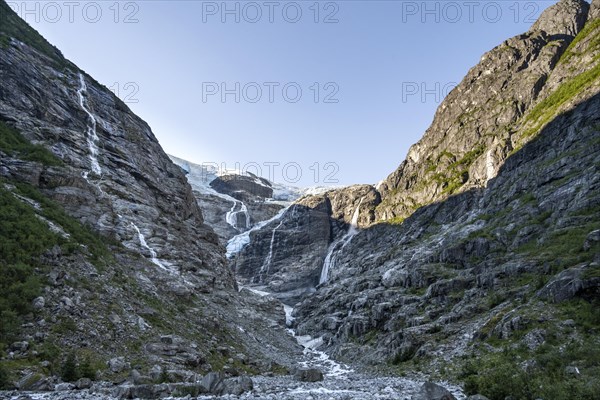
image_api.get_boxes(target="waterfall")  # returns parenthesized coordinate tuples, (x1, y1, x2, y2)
(259, 220, 285, 280)
(319, 198, 364, 285)
(226, 205, 290, 258)
(225, 200, 238, 228)
(225, 200, 250, 230)
(131, 223, 167, 270)
(76, 73, 102, 176)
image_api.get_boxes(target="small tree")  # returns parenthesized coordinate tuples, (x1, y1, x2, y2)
(61, 353, 78, 382)
(79, 357, 96, 380)
(0, 363, 11, 389)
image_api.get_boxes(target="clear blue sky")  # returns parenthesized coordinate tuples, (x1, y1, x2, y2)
(15, 0, 557, 186)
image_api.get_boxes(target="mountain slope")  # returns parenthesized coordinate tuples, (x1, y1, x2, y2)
(230, 0, 600, 309)
(288, 3, 600, 398)
(0, 0, 301, 389)
(376, 0, 598, 222)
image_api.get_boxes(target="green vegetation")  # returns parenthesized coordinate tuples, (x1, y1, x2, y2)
(0, 185, 59, 347)
(0, 363, 9, 389)
(516, 218, 599, 267)
(559, 18, 600, 66)
(0, 1, 70, 68)
(462, 298, 600, 400)
(427, 145, 486, 196)
(60, 353, 78, 382)
(388, 216, 405, 225)
(0, 180, 113, 351)
(60, 353, 99, 382)
(520, 63, 600, 139)
(0, 120, 62, 166)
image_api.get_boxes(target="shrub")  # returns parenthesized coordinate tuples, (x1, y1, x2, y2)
(0, 363, 10, 389)
(0, 120, 62, 166)
(61, 353, 78, 382)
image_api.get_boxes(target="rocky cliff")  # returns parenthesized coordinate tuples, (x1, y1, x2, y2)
(375, 0, 598, 222)
(288, 2, 600, 397)
(0, 0, 302, 389)
(234, 0, 599, 298)
(230, 184, 381, 304)
(229, 1, 600, 398)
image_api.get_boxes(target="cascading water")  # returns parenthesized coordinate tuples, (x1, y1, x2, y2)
(131, 223, 167, 270)
(319, 198, 363, 285)
(259, 220, 285, 281)
(226, 205, 291, 258)
(76, 73, 102, 176)
(225, 200, 250, 230)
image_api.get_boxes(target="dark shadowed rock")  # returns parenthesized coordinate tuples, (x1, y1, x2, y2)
(210, 173, 273, 200)
(294, 368, 324, 382)
(411, 382, 456, 400)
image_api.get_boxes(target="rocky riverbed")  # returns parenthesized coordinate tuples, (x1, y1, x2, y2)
(1, 372, 464, 400)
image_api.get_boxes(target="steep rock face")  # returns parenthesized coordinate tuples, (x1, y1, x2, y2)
(531, 0, 589, 37)
(234, 201, 333, 304)
(292, 7, 600, 387)
(231, 0, 599, 302)
(590, 0, 600, 20)
(294, 91, 600, 370)
(0, 1, 303, 382)
(232, 184, 381, 304)
(375, 0, 594, 222)
(0, 32, 228, 286)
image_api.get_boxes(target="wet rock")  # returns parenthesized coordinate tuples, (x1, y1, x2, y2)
(113, 384, 170, 399)
(54, 382, 75, 391)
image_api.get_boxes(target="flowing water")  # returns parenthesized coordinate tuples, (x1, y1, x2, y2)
(76, 73, 102, 176)
(131, 223, 167, 270)
(319, 198, 363, 284)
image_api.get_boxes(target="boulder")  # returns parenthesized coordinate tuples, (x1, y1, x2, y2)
(294, 368, 324, 382)
(75, 377, 92, 389)
(108, 357, 130, 373)
(200, 372, 225, 395)
(17, 372, 53, 391)
(411, 382, 456, 400)
(222, 376, 254, 395)
(537, 264, 600, 303)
